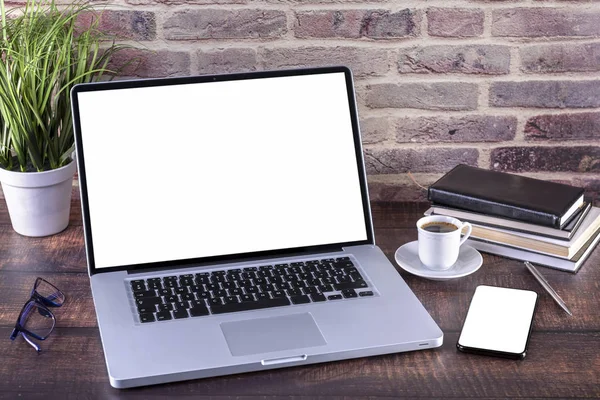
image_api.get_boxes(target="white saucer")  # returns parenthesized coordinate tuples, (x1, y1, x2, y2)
(394, 241, 483, 281)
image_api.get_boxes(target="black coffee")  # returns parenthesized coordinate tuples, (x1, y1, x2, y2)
(422, 222, 458, 233)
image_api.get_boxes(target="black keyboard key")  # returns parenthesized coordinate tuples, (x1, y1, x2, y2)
(245, 286, 259, 294)
(274, 263, 288, 269)
(175, 287, 189, 295)
(211, 297, 291, 315)
(147, 281, 162, 290)
(290, 295, 311, 305)
(341, 289, 358, 298)
(206, 283, 220, 291)
(336, 275, 352, 283)
(131, 279, 145, 286)
(176, 301, 190, 309)
(322, 277, 335, 284)
(336, 256, 350, 262)
(259, 265, 273, 270)
(134, 290, 156, 299)
(190, 306, 210, 317)
(271, 290, 286, 298)
(240, 294, 254, 302)
(286, 289, 301, 297)
(139, 313, 155, 323)
(195, 276, 210, 285)
(137, 304, 156, 314)
(209, 298, 222, 306)
(131, 283, 146, 292)
(229, 269, 242, 274)
(173, 309, 189, 319)
(359, 291, 374, 297)
(229, 288, 243, 296)
(179, 278, 194, 286)
(311, 293, 326, 302)
(197, 291, 211, 299)
(212, 270, 226, 275)
(158, 288, 172, 296)
(158, 303, 174, 312)
(334, 281, 368, 291)
(243, 267, 258, 271)
(303, 287, 319, 295)
(163, 276, 177, 281)
(321, 258, 335, 263)
(319, 284, 334, 293)
(221, 282, 235, 289)
(213, 289, 228, 298)
(256, 292, 270, 301)
(191, 299, 206, 308)
(156, 311, 172, 321)
(136, 297, 162, 308)
(164, 295, 178, 303)
(180, 274, 194, 279)
(328, 294, 343, 300)
(163, 280, 177, 288)
(225, 296, 239, 304)
(189, 285, 203, 293)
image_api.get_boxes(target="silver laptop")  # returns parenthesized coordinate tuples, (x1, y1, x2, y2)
(70, 66, 443, 389)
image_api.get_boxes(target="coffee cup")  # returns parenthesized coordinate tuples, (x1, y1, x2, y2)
(416, 215, 472, 271)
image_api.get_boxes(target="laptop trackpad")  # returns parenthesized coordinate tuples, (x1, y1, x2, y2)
(220, 313, 327, 357)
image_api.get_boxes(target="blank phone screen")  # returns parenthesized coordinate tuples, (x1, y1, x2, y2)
(458, 285, 538, 355)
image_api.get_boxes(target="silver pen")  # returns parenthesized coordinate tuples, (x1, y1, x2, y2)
(524, 261, 572, 316)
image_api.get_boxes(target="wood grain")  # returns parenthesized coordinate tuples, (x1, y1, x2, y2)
(0, 200, 599, 398)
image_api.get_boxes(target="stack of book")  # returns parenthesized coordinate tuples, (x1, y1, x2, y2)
(425, 165, 600, 272)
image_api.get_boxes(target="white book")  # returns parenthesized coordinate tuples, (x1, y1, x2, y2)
(466, 228, 600, 273)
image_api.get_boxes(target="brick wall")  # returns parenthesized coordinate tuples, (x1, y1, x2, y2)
(100, 1, 600, 203)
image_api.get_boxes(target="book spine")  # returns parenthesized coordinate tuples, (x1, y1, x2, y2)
(428, 188, 561, 228)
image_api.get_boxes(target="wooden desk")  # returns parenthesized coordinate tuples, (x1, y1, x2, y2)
(1, 201, 599, 398)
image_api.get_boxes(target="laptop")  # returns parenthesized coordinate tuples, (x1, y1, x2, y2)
(70, 66, 443, 389)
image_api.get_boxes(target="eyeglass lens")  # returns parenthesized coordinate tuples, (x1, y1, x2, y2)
(33, 278, 65, 307)
(19, 301, 55, 339)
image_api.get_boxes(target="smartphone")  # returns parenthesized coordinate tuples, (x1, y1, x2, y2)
(457, 285, 538, 360)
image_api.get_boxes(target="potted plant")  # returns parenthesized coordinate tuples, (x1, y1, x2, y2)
(0, 0, 123, 236)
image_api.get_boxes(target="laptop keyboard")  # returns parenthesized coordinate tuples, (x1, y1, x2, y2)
(128, 257, 374, 323)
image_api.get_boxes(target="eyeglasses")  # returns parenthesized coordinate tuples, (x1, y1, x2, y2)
(10, 278, 65, 353)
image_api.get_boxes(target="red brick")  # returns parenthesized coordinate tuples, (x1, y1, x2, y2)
(164, 10, 287, 40)
(395, 116, 517, 143)
(197, 48, 257, 74)
(365, 83, 478, 111)
(365, 148, 479, 174)
(360, 118, 390, 144)
(294, 9, 419, 39)
(525, 112, 600, 141)
(108, 49, 191, 78)
(492, 8, 600, 37)
(427, 8, 484, 38)
(520, 43, 600, 73)
(398, 45, 510, 75)
(491, 146, 600, 172)
(490, 81, 600, 108)
(79, 10, 156, 41)
(260, 47, 389, 77)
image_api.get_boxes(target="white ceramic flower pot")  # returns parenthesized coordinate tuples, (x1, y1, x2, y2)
(0, 161, 76, 237)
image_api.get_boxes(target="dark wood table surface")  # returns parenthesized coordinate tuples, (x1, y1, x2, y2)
(1, 200, 599, 399)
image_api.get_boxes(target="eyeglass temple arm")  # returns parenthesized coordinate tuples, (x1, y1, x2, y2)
(21, 332, 41, 353)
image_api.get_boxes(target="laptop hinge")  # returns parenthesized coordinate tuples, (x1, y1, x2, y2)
(126, 246, 346, 275)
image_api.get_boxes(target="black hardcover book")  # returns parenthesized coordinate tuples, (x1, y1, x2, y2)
(428, 165, 585, 228)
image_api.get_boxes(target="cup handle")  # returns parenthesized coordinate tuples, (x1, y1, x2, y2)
(459, 222, 472, 246)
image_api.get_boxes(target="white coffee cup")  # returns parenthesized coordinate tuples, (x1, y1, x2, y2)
(416, 215, 472, 271)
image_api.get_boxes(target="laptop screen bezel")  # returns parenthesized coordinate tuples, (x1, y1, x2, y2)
(71, 66, 375, 276)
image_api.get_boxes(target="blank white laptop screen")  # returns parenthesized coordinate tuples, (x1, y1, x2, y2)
(76, 72, 368, 269)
